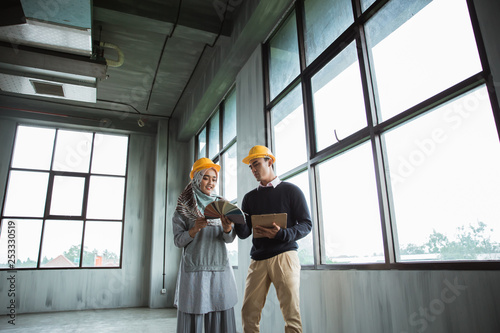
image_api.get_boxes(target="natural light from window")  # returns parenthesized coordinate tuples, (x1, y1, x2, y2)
(0, 126, 128, 269)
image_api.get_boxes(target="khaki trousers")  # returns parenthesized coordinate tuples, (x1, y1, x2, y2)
(241, 251, 302, 333)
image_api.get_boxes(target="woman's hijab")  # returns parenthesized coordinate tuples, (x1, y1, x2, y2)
(176, 168, 219, 220)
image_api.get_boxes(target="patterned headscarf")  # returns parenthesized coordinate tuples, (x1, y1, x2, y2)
(175, 168, 220, 220)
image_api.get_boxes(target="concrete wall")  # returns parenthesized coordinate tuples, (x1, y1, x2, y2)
(148, 118, 191, 308)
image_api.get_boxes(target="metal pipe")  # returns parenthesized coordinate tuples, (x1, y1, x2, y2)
(100, 41, 124, 67)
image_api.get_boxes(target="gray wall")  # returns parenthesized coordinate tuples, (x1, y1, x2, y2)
(148, 118, 191, 309)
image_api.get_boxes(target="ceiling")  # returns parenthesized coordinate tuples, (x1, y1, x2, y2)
(0, 0, 243, 132)
(90, 0, 236, 118)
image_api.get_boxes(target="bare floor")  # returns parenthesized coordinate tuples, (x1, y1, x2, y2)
(0, 307, 178, 332)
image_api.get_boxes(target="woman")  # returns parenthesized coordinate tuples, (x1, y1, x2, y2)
(173, 157, 238, 333)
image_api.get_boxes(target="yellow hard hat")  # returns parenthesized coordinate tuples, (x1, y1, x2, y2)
(242, 145, 276, 164)
(190, 157, 221, 179)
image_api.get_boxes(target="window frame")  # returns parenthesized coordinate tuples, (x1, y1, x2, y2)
(263, 0, 500, 270)
(195, 87, 239, 267)
(196, 87, 238, 201)
(0, 124, 129, 270)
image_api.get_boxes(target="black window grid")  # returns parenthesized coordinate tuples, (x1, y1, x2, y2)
(262, 0, 500, 270)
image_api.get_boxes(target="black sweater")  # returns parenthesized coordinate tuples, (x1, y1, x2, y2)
(235, 181, 312, 260)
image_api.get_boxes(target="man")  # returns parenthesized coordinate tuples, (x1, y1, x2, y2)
(234, 145, 312, 333)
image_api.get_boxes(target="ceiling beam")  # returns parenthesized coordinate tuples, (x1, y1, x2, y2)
(176, 0, 295, 140)
(93, 0, 231, 37)
(93, 7, 219, 44)
(0, 42, 107, 79)
(0, 94, 159, 134)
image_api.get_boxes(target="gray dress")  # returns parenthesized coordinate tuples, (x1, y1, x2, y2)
(172, 211, 238, 314)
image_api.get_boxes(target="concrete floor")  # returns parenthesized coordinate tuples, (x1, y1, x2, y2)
(0, 307, 178, 332)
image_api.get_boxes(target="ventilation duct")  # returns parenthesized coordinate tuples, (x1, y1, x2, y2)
(0, 0, 102, 103)
(0, 64, 98, 103)
(32, 81, 64, 97)
(0, 0, 93, 56)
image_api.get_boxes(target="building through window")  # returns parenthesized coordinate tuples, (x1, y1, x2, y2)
(0, 125, 128, 269)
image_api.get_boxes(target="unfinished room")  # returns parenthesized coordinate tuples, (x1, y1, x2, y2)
(1, 0, 500, 332)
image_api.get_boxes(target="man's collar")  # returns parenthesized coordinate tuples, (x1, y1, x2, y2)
(258, 176, 281, 190)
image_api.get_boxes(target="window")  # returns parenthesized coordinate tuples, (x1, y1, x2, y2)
(287, 172, 314, 265)
(361, 0, 377, 11)
(198, 127, 207, 159)
(303, 0, 353, 65)
(365, 0, 482, 121)
(264, 0, 500, 268)
(271, 84, 307, 175)
(311, 41, 366, 151)
(268, 12, 300, 101)
(317, 143, 384, 264)
(0, 125, 128, 269)
(385, 86, 500, 261)
(196, 88, 239, 266)
(208, 111, 220, 158)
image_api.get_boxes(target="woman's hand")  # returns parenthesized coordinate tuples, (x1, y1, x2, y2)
(221, 215, 233, 233)
(189, 217, 208, 238)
